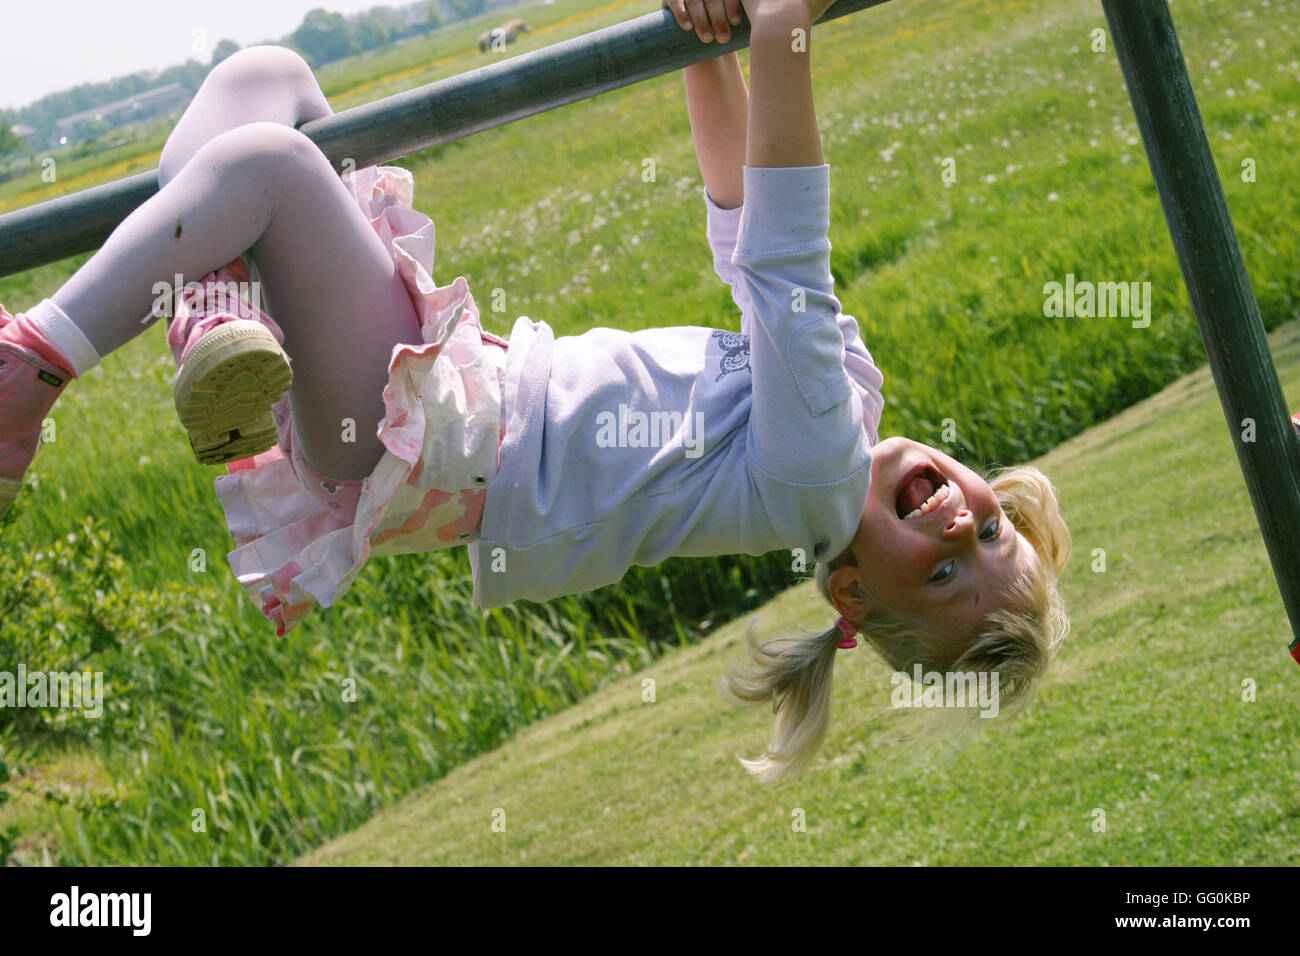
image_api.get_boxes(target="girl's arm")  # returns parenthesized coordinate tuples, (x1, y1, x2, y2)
(667, 0, 837, 173)
(683, 54, 748, 210)
(744, 0, 832, 168)
(665, 1, 748, 210)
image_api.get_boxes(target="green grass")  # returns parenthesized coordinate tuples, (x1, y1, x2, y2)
(300, 320, 1300, 866)
(0, 0, 1298, 864)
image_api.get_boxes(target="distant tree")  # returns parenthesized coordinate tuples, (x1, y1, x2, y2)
(422, 1, 442, 32)
(405, 7, 441, 38)
(211, 39, 241, 66)
(79, 117, 112, 144)
(450, 0, 486, 21)
(291, 9, 356, 67)
(353, 13, 390, 52)
(0, 123, 23, 158)
(370, 5, 408, 36)
(156, 60, 209, 91)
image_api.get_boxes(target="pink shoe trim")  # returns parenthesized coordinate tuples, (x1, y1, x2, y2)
(167, 262, 284, 367)
(0, 306, 77, 380)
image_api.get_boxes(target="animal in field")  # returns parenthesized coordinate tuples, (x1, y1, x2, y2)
(478, 19, 531, 53)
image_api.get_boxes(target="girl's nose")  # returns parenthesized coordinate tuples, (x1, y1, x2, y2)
(944, 509, 974, 537)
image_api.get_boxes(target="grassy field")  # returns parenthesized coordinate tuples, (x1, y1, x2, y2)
(0, 0, 1297, 865)
(302, 320, 1300, 866)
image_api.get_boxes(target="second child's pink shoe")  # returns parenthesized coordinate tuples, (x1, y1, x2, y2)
(0, 306, 74, 521)
(167, 259, 293, 465)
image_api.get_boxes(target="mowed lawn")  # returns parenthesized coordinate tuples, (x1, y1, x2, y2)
(302, 320, 1300, 866)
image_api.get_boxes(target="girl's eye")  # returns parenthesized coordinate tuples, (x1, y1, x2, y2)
(928, 520, 1001, 583)
(928, 561, 955, 584)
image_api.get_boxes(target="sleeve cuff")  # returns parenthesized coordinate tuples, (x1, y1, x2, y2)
(733, 165, 831, 258)
(704, 187, 743, 250)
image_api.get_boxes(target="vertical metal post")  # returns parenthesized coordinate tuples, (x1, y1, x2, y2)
(1101, 0, 1300, 661)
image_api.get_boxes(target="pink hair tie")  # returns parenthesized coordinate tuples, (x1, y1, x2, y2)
(834, 617, 858, 649)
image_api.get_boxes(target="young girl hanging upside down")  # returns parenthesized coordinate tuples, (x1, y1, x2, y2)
(0, 0, 1070, 782)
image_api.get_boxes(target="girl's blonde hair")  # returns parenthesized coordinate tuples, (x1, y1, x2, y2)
(716, 464, 1071, 784)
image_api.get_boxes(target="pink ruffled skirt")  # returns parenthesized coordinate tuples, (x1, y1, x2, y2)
(214, 165, 508, 637)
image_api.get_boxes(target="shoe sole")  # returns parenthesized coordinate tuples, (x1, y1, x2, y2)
(173, 321, 293, 466)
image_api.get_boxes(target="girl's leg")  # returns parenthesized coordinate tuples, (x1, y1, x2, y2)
(52, 46, 333, 359)
(49, 122, 421, 479)
(158, 46, 332, 189)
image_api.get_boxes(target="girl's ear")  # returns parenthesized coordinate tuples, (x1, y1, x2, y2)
(827, 563, 872, 622)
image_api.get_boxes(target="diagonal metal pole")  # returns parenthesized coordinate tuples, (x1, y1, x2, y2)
(0, 1, 887, 279)
(1101, 0, 1300, 662)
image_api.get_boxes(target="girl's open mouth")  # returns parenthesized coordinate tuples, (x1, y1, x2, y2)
(895, 465, 951, 520)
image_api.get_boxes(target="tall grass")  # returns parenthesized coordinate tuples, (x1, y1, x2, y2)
(0, 0, 1297, 864)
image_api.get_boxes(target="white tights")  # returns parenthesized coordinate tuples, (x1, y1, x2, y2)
(50, 46, 423, 479)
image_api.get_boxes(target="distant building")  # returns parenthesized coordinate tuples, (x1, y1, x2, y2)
(50, 82, 191, 147)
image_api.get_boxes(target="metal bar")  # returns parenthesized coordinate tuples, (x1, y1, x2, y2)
(0, 1, 888, 278)
(1101, 0, 1300, 660)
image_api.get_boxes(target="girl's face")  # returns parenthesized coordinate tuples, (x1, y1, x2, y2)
(831, 436, 1034, 658)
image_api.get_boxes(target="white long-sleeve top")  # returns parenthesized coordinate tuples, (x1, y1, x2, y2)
(469, 164, 886, 608)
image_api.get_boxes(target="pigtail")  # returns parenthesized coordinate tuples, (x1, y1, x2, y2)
(715, 618, 846, 784)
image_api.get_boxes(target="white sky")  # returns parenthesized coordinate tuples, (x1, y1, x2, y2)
(1, 0, 398, 111)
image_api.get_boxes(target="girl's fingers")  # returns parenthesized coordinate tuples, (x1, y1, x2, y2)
(724, 0, 745, 28)
(704, 0, 732, 42)
(664, 0, 693, 31)
(684, 0, 714, 41)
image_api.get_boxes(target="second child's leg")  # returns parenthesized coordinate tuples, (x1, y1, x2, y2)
(49, 123, 421, 479)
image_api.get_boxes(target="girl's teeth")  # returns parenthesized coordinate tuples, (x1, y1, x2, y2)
(905, 482, 950, 520)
